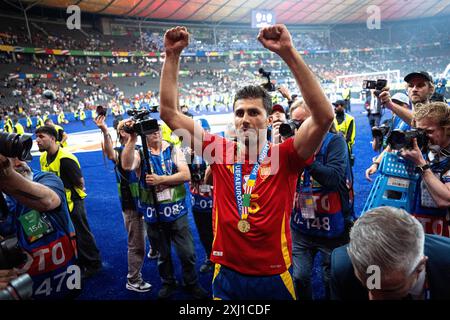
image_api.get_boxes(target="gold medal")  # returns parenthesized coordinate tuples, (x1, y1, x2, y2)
(237, 219, 251, 233)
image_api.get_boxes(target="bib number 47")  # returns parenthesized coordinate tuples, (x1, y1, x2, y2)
(34, 265, 81, 297)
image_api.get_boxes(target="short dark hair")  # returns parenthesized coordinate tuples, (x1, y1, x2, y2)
(35, 125, 58, 140)
(233, 85, 272, 115)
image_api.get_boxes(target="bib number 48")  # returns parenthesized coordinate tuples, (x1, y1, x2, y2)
(306, 217, 331, 231)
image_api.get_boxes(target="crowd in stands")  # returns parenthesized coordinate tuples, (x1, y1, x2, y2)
(0, 15, 449, 120)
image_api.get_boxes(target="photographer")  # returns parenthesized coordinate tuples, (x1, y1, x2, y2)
(268, 104, 287, 144)
(36, 126, 102, 278)
(0, 153, 79, 299)
(365, 93, 411, 181)
(94, 115, 151, 292)
(365, 89, 383, 128)
(379, 71, 434, 126)
(121, 120, 208, 300)
(401, 102, 450, 237)
(289, 101, 354, 300)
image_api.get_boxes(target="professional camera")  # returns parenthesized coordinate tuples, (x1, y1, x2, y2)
(190, 165, 206, 183)
(0, 236, 33, 300)
(362, 79, 387, 97)
(371, 123, 390, 140)
(258, 68, 276, 92)
(279, 120, 302, 138)
(0, 132, 33, 161)
(123, 108, 159, 136)
(387, 128, 429, 151)
(96, 105, 107, 118)
(371, 123, 391, 152)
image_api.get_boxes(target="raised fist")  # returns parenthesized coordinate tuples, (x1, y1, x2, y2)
(257, 24, 293, 55)
(164, 26, 189, 55)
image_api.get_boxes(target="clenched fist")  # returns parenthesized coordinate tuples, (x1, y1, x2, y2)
(257, 24, 294, 55)
(164, 26, 189, 55)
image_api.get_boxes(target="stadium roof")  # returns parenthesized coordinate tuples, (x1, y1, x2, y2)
(26, 0, 450, 25)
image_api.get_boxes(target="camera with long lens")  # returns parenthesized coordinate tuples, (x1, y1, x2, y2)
(279, 120, 302, 138)
(259, 68, 276, 92)
(123, 108, 159, 136)
(387, 128, 429, 151)
(0, 132, 33, 161)
(0, 236, 33, 300)
(371, 123, 391, 152)
(190, 164, 205, 183)
(362, 79, 387, 97)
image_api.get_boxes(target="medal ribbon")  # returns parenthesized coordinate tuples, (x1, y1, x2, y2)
(234, 142, 270, 221)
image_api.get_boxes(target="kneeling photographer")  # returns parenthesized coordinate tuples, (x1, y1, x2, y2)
(400, 102, 450, 237)
(0, 132, 79, 300)
(120, 109, 207, 300)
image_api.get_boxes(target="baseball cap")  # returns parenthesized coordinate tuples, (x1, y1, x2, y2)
(271, 104, 286, 114)
(391, 92, 410, 105)
(404, 71, 433, 83)
(332, 100, 346, 106)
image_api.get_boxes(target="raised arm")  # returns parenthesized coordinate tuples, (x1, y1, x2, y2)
(120, 126, 141, 172)
(159, 26, 204, 151)
(379, 89, 413, 125)
(94, 115, 117, 162)
(258, 25, 334, 160)
(0, 156, 61, 212)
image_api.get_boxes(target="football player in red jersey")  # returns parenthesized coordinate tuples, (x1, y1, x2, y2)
(159, 25, 334, 300)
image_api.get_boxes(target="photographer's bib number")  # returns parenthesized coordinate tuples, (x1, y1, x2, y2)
(420, 178, 438, 208)
(156, 188, 173, 202)
(18, 210, 54, 243)
(199, 184, 212, 194)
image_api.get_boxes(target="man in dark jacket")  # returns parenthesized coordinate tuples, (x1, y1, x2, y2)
(330, 206, 450, 300)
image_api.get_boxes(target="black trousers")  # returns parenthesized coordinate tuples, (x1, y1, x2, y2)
(71, 199, 102, 270)
(193, 209, 213, 260)
(145, 215, 199, 286)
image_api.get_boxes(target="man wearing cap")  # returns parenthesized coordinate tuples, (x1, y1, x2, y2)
(35, 125, 102, 279)
(121, 120, 208, 300)
(333, 100, 355, 157)
(379, 71, 435, 126)
(268, 104, 287, 144)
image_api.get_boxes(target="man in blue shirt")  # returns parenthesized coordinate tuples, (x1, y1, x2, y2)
(0, 154, 80, 299)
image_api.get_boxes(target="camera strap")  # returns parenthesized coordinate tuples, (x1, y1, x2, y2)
(0, 192, 10, 222)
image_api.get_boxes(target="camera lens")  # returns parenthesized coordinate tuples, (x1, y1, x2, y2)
(0, 132, 33, 161)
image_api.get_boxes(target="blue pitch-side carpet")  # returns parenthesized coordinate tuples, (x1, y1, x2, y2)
(29, 103, 391, 300)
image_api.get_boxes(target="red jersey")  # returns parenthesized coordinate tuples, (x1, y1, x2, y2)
(202, 132, 312, 275)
